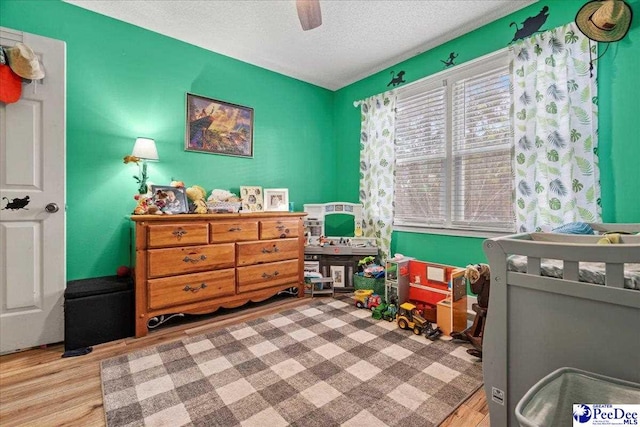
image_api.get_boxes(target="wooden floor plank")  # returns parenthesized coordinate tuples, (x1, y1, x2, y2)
(0, 296, 489, 426)
(477, 413, 491, 427)
(440, 403, 487, 427)
(463, 385, 490, 413)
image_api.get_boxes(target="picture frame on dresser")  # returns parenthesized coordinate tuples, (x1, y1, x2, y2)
(240, 186, 263, 212)
(185, 93, 254, 158)
(150, 185, 188, 214)
(331, 265, 345, 287)
(264, 188, 289, 212)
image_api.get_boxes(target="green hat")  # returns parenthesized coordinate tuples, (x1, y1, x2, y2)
(575, 0, 633, 42)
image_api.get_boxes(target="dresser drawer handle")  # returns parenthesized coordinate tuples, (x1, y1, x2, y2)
(172, 228, 187, 240)
(261, 271, 280, 280)
(261, 245, 280, 254)
(183, 254, 207, 263)
(228, 227, 242, 232)
(183, 283, 207, 293)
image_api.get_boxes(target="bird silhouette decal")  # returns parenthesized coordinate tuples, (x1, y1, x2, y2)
(510, 6, 549, 43)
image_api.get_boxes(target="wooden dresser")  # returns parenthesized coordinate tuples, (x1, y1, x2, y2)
(131, 212, 306, 337)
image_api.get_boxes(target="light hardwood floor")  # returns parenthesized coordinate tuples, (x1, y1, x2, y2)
(0, 296, 489, 426)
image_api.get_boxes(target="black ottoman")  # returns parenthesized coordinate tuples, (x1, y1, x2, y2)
(64, 276, 134, 351)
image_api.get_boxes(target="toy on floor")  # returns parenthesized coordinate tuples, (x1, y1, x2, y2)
(354, 290, 382, 310)
(371, 302, 388, 320)
(451, 263, 490, 358)
(382, 303, 398, 322)
(412, 301, 438, 323)
(116, 265, 131, 277)
(396, 302, 442, 340)
(353, 289, 373, 307)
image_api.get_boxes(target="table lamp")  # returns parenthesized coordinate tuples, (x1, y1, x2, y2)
(130, 137, 158, 194)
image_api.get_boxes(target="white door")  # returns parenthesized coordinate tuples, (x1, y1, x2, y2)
(0, 27, 66, 353)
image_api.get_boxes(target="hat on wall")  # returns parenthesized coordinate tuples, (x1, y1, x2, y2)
(0, 63, 22, 104)
(5, 42, 45, 80)
(575, 0, 633, 42)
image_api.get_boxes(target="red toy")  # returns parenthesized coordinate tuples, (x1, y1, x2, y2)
(353, 290, 382, 310)
(116, 265, 131, 277)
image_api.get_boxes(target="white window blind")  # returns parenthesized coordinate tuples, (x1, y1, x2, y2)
(394, 50, 515, 233)
(395, 86, 447, 226)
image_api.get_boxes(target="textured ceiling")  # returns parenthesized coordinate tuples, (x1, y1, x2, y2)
(65, 0, 537, 90)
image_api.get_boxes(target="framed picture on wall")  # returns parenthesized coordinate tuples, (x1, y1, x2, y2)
(264, 188, 289, 212)
(150, 185, 188, 214)
(330, 265, 345, 288)
(240, 186, 263, 212)
(185, 93, 254, 158)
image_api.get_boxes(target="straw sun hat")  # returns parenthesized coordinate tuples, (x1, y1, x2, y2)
(575, 0, 633, 42)
(6, 42, 45, 80)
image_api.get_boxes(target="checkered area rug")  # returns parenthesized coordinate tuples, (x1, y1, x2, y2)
(101, 297, 482, 426)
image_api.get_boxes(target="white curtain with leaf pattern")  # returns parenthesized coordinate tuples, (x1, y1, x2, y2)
(356, 92, 396, 259)
(512, 22, 601, 232)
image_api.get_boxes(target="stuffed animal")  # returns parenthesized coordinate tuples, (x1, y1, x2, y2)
(207, 189, 239, 203)
(186, 185, 208, 214)
(132, 194, 150, 215)
(170, 179, 185, 188)
(206, 189, 241, 213)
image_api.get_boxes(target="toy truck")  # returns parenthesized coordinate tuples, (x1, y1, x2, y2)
(354, 289, 373, 308)
(353, 289, 382, 310)
(397, 302, 428, 335)
(397, 302, 443, 340)
(371, 302, 388, 320)
(382, 303, 398, 322)
(366, 294, 382, 310)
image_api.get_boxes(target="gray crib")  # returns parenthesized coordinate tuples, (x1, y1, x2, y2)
(482, 223, 640, 426)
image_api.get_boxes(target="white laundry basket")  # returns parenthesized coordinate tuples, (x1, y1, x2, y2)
(515, 367, 640, 427)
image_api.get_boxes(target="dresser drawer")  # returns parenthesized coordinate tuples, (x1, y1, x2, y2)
(236, 238, 299, 266)
(148, 244, 235, 278)
(147, 223, 209, 248)
(237, 259, 299, 293)
(260, 219, 299, 240)
(210, 220, 258, 243)
(147, 269, 235, 310)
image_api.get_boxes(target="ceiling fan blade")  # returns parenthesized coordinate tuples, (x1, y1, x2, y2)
(296, 0, 322, 31)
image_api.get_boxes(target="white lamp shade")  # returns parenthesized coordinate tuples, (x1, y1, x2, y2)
(132, 137, 159, 160)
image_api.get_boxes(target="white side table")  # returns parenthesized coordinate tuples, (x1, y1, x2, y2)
(310, 277, 335, 297)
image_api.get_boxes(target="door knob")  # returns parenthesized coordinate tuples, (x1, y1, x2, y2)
(45, 203, 59, 213)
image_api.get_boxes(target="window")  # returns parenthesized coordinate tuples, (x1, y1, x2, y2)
(394, 50, 515, 233)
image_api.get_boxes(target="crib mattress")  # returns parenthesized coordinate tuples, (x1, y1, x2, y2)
(507, 256, 640, 290)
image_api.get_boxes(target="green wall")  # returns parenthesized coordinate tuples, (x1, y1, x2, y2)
(1, 0, 336, 279)
(333, 0, 640, 267)
(2, 0, 638, 279)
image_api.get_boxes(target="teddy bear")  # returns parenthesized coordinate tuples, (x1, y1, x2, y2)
(132, 194, 150, 215)
(208, 189, 236, 203)
(186, 185, 208, 214)
(206, 189, 241, 213)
